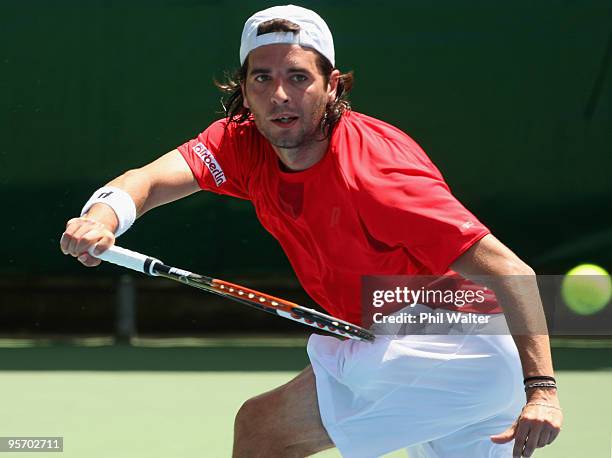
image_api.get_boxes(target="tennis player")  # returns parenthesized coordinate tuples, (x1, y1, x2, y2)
(60, 5, 562, 457)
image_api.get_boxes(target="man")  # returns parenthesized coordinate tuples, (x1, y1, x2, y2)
(60, 5, 562, 457)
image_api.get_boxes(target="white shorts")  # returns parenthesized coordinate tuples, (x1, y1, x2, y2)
(307, 307, 524, 457)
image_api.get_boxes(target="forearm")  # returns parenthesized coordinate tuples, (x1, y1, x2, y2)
(83, 149, 200, 232)
(106, 169, 154, 217)
(490, 273, 554, 379)
(515, 334, 554, 379)
(63, 150, 197, 265)
(487, 272, 560, 408)
(451, 235, 556, 383)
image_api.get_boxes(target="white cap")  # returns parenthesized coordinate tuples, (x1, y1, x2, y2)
(239, 5, 335, 66)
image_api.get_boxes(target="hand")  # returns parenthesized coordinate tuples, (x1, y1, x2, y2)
(60, 217, 115, 267)
(490, 390, 562, 457)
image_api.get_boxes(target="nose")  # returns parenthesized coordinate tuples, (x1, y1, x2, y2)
(271, 80, 289, 105)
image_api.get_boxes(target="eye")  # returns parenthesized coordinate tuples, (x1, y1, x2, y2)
(254, 74, 270, 82)
(291, 74, 308, 83)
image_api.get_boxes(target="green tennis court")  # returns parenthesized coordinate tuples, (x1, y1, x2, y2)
(0, 339, 610, 457)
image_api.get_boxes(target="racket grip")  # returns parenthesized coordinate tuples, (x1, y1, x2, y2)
(91, 245, 161, 275)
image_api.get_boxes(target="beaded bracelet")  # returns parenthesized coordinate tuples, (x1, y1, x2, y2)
(525, 381, 557, 391)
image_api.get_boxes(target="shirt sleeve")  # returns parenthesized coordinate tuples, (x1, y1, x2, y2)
(354, 138, 490, 275)
(177, 119, 251, 200)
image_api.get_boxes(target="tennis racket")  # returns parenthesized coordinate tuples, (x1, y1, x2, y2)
(92, 245, 375, 342)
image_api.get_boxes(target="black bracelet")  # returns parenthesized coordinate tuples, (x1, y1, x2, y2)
(523, 375, 556, 385)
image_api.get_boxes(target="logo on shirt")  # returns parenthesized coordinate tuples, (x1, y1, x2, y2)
(192, 142, 226, 187)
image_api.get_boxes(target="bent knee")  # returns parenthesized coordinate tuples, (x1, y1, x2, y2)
(234, 397, 280, 454)
(234, 396, 322, 458)
(234, 397, 269, 440)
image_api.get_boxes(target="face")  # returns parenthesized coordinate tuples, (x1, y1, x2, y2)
(242, 44, 339, 150)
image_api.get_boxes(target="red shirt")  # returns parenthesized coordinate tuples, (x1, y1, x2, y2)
(178, 111, 501, 324)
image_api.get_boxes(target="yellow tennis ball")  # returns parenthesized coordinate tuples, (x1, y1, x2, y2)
(561, 264, 612, 315)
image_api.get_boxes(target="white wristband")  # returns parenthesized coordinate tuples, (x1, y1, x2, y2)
(81, 186, 137, 237)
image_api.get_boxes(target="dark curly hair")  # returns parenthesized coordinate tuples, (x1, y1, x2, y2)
(215, 18, 353, 137)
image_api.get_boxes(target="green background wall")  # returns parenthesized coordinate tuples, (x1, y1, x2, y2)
(2, 0, 611, 277)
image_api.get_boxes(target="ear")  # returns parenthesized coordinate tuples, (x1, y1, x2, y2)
(327, 69, 341, 103)
(241, 82, 250, 109)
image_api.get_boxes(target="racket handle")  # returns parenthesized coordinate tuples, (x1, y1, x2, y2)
(91, 245, 161, 275)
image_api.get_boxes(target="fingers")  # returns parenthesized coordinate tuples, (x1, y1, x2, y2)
(74, 227, 110, 257)
(490, 421, 516, 444)
(60, 219, 80, 255)
(71, 227, 98, 256)
(91, 237, 114, 257)
(537, 430, 551, 448)
(521, 423, 543, 457)
(61, 218, 95, 255)
(60, 217, 115, 263)
(547, 428, 560, 445)
(512, 421, 531, 458)
(510, 403, 563, 457)
(77, 253, 102, 267)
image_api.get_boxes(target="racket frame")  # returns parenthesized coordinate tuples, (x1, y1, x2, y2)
(94, 245, 375, 342)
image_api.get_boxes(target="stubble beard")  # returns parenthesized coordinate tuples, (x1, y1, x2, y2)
(255, 115, 315, 150)
(266, 123, 309, 149)
(255, 102, 328, 152)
